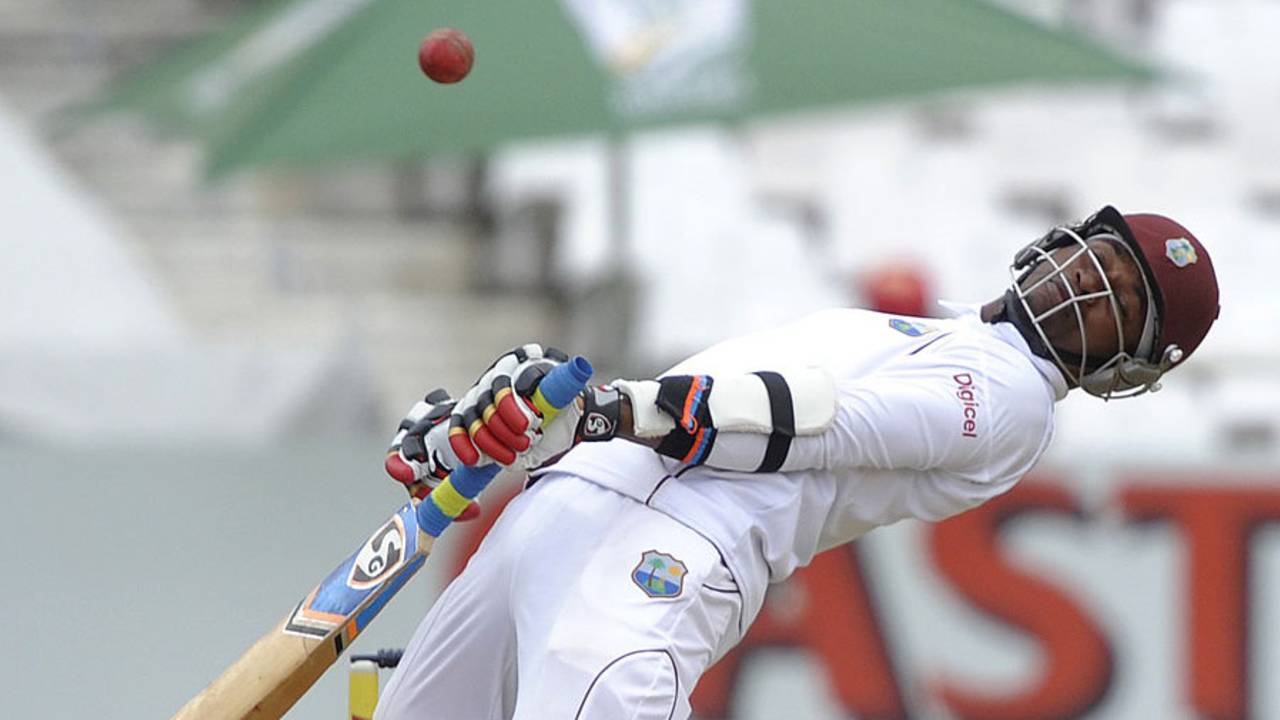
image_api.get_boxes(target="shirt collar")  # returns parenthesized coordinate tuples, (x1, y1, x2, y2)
(937, 300, 1070, 401)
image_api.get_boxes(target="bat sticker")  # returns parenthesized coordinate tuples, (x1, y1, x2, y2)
(284, 502, 421, 638)
(347, 517, 406, 590)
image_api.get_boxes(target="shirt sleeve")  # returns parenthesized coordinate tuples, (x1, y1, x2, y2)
(704, 345, 1054, 488)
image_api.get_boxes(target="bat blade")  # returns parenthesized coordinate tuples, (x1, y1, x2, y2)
(171, 502, 433, 720)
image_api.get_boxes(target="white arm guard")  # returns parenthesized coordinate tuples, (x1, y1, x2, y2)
(613, 368, 836, 471)
(705, 370, 836, 435)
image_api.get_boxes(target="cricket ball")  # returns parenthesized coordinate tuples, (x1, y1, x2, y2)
(418, 28, 474, 84)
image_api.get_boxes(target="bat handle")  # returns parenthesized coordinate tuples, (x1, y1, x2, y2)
(416, 356, 594, 537)
(416, 463, 500, 538)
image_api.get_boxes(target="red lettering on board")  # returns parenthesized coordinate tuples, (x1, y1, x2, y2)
(928, 481, 1114, 719)
(1121, 482, 1280, 720)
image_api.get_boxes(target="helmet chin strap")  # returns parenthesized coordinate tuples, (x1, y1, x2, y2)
(992, 287, 1057, 361)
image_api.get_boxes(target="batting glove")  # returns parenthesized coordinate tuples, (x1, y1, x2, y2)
(385, 388, 480, 521)
(514, 383, 623, 470)
(448, 344, 571, 466)
(451, 344, 624, 470)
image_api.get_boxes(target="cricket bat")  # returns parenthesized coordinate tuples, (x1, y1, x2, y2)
(170, 356, 593, 720)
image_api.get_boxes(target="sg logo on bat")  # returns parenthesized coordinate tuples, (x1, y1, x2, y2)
(348, 517, 407, 590)
(284, 503, 421, 639)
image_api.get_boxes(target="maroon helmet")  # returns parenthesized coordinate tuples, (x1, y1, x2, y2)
(1121, 212, 1220, 364)
(1005, 206, 1220, 398)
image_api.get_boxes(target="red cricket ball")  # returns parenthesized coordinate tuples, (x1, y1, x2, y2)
(418, 28, 474, 84)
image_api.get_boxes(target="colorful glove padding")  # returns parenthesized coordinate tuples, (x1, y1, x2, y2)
(384, 388, 480, 521)
(448, 345, 623, 470)
(447, 344, 571, 466)
(496, 383, 624, 470)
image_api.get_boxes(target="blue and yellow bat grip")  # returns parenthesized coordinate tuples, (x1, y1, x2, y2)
(417, 356, 593, 537)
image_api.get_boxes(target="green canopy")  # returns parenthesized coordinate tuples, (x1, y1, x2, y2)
(90, 0, 1153, 178)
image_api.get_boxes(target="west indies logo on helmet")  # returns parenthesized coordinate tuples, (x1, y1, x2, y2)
(1000, 205, 1220, 399)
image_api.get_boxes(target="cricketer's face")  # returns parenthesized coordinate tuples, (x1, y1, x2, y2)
(1018, 237, 1149, 363)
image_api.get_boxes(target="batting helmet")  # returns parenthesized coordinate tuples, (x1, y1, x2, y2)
(1004, 206, 1220, 398)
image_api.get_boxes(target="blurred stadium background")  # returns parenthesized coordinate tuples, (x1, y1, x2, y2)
(1, 0, 1277, 718)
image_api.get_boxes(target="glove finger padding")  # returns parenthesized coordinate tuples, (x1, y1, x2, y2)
(461, 384, 520, 465)
(449, 344, 570, 467)
(385, 388, 481, 521)
(479, 376, 528, 451)
(386, 389, 456, 483)
(448, 383, 489, 466)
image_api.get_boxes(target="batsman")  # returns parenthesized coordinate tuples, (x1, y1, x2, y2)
(376, 207, 1220, 719)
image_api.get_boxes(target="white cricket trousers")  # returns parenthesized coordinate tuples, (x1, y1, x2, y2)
(375, 474, 743, 720)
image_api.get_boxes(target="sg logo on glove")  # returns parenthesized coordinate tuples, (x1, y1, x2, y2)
(582, 411, 615, 440)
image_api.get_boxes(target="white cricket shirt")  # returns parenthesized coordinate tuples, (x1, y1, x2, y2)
(540, 305, 1065, 628)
